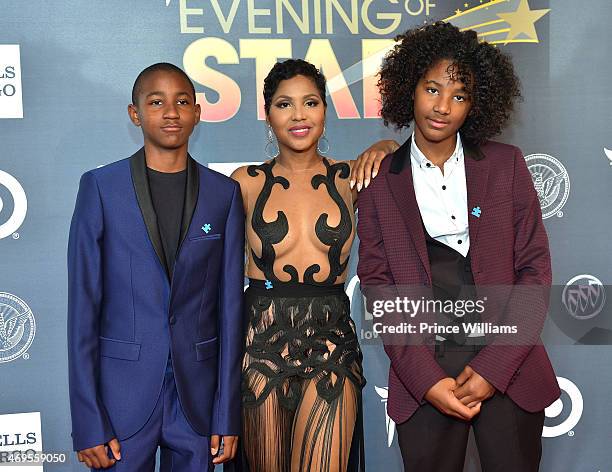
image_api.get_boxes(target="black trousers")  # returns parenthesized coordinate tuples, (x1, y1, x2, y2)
(396, 346, 545, 472)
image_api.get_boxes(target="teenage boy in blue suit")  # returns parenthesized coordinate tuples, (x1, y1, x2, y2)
(68, 63, 244, 471)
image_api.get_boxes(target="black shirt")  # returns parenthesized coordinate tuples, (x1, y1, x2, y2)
(147, 168, 187, 279)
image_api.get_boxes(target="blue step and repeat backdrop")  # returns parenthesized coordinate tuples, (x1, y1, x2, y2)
(1, 1, 611, 470)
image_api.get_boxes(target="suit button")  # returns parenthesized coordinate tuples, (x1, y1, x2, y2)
(169, 315, 176, 325)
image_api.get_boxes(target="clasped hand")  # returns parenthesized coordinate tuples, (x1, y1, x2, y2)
(77, 439, 120, 469)
(424, 366, 495, 421)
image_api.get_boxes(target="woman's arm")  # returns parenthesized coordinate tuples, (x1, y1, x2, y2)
(349, 139, 400, 204)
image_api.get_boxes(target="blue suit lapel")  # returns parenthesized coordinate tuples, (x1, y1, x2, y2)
(179, 154, 199, 250)
(130, 148, 167, 274)
(129, 148, 200, 277)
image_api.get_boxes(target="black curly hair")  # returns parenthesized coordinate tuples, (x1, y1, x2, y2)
(263, 59, 327, 115)
(378, 21, 521, 145)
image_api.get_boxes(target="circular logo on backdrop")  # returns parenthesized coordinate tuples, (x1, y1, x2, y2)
(0, 170, 27, 239)
(562, 274, 606, 320)
(543, 377, 583, 437)
(0, 292, 36, 363)
(524, 154, 570, 219)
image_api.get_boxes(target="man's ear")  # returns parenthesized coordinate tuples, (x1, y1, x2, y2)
(194, 102, 201, 124)
(128, 104, 141, 127)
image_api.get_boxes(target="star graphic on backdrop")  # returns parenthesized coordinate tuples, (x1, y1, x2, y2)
(497, 0, 550, 43)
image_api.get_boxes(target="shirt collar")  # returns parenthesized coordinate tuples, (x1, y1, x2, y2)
(410, 132, 464, 169)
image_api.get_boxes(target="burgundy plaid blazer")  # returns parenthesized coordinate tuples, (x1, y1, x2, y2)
(357, 137, 560, 425)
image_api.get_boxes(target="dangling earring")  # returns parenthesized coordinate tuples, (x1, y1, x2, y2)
(265, 124, 280, 159)
(317, 124, 330, 155)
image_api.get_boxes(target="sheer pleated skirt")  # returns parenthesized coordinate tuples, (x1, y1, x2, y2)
(241, 280, 365, 472)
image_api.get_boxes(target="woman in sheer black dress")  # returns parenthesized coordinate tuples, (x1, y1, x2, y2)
(231, 59, 397, 472)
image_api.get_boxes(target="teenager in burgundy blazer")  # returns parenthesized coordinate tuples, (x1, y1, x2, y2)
(357, 136, 560, 425)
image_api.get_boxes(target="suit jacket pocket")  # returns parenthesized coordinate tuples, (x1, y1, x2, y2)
(99, 336, 141, 361)
(189, 233, 222, 242)
(195, 336, 218, 361)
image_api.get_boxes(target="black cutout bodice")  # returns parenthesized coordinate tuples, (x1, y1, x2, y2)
(247, 158, 353, 285)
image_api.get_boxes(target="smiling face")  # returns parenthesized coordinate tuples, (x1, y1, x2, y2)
(413, 59, 472, 148)
(128, 70, 201, 152)
(266, 74, 326, 156)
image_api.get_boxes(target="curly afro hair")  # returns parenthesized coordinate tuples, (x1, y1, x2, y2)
(263, 59, 327, 115)
(378, 21, 521, 145)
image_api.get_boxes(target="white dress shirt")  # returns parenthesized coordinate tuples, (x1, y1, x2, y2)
(410, 132, 470, 257)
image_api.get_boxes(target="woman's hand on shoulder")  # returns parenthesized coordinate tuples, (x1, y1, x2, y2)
(350, 139, 400, 191)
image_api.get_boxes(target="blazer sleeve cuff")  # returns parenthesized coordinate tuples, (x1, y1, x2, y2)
(390, 346, 448, 404)
(72, 429, 115, 452)
(468, 345, 532, 394)
(211, 416, 241, 437)
(410, 367, 448, 404)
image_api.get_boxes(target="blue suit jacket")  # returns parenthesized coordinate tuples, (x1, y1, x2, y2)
(67, 148, 244, 451)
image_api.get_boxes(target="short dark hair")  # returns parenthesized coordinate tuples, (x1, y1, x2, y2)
(131, 62, 196, 105)
(263, 59, 327, 115)
(378, 21, 521, 145)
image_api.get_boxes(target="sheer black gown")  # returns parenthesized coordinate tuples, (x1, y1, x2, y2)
(236, 158, 365, 472)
